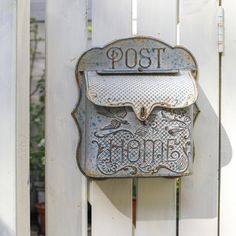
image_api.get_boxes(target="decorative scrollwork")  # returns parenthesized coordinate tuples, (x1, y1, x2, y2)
(92, 108, 192, 176)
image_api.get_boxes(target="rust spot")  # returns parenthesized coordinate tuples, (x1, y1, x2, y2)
(140, 107, 147, 120)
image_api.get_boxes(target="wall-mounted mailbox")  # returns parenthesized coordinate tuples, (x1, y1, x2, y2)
(73, 37, 198, 178)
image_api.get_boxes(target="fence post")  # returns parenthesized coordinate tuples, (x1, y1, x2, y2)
(46, 0, 88, 235)
(16, 0, 30, 235)
(135, 1, 178, 235)
(179, 0, 219, 235)
(0, 0, 30, 235)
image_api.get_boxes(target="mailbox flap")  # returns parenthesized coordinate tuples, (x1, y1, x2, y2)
(85, 71, 198, 121)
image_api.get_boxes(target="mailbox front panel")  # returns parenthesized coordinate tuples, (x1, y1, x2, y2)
(73, 37, 198, 178)
(81, 103, 193, 177)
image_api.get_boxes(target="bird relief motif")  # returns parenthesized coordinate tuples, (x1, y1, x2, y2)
(97, 107, 129, 130)
(92, 106, 193, 176)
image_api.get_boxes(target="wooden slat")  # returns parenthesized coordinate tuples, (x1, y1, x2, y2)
(220, 1, 236, 235)
(16, 0, 30, 235)
(179, 1, 219, 235)
(135, 179, 176, 236)
(92, 0, 132, 47)
(89, 1, 133, 236)
(90, 180, 132, 236)
(0, 1, 17, 235)
(135, 1, 177, 235)
(46, 0, 88, 235)
(137, 0, 177, 45)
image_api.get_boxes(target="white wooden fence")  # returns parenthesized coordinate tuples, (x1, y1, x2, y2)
(1, 0, 236, 235)
(0, 0, 30, 235)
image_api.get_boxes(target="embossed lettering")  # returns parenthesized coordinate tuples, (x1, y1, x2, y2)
(109, 139, 125, 162)
(106, 47, 123, 69)
(106, 47, 166, 69)
(143, 139, 164, 163)
(152, 47, 166, 68)
(125, 48, 138, 68)
(92, 108, 192, 176)
(139, 48, 152, 68)
(127, 140, 141, 162)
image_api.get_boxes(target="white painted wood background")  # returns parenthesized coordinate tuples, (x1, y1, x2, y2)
(45, 0, 235, 235)
(1, 0, 236, 235)
(0, 1, 17, 234)
(0, 0, 30, 235)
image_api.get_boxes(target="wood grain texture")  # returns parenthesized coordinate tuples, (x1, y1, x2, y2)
(135, 0, 177, 235)
(135, 179, 176, 236)
(90, 1, 133, 235)
(220, 1, 236, 235)
(16, 0, 30, 235)
(179, 0, 219, 235)
(92, 0, 132, 47)
(89, 180, 132, 236)
(137, 0, 177, 45)
(46, 0, 88, 235)
(0, 1, 17, 235)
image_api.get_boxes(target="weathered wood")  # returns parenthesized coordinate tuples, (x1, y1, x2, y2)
(135, 0, 177, 235)
(137, 0, 177, 45)
(135, 179, 176, 236)
(89, 1, 133, 236)
(16, 0, 30, 235)
(220, 1, 236, 235)
(92, 0, 132, 47)
(0, 1, 17, 235)
(46, 0, 88, 235)
(89, 180, 132, 236)
(179, 0, 219, 235)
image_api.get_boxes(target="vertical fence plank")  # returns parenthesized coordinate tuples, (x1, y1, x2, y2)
(0, 1, 30, 234)
(137, 0, 177, 45)
(179, 0, 219, 235)
(135, 1, 177, 236)
(92, 0, 132, 46)
(220, 1, 236, 235)
(16, 0, 30, 235)
(0, 1, 17, 235)
(135, 179, 176, 236)
(46, 0, 88, 235)
(89, 1, 133, 236)
(90, 180, 132, 236)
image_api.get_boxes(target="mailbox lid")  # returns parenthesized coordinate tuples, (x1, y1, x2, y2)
(85, 71, 198, 120)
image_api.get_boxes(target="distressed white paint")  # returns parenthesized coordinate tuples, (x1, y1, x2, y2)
(89, 180, 132, 236)
(137, 0, 177, 45)
(0, 1, 17, 235)
(220, 1, 236, 235)
(16, 0, 30, 235)
(92, 0, 132, 47)
(46, 0, 88, 235)
(44, 1, 236, 236)
(135, 179, 176, 236)
(179, 0, 219, 235)
(135, 1, 177, 235)
(90, 1, 133, 235)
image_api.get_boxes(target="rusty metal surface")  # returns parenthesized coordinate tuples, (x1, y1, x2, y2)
(73, 36, 198, 178)
(85, 71, 198, 121)
(76, 36, 198, 75)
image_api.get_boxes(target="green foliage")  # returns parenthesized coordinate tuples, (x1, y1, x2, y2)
(30, 18, 45, 181)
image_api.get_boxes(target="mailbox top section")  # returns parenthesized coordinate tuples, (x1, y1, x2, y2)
(76, 36, 198, 76)
(85, 71, 197, 120)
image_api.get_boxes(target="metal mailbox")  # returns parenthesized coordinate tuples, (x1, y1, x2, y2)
(73, 37, 198, 178)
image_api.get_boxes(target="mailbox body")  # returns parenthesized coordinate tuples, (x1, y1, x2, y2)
(73, 37, 198, 178)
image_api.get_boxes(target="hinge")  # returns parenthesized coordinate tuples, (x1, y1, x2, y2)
(218, 6, 224, 53)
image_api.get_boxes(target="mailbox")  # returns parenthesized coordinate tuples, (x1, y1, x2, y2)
(73, 37, 198, 178)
